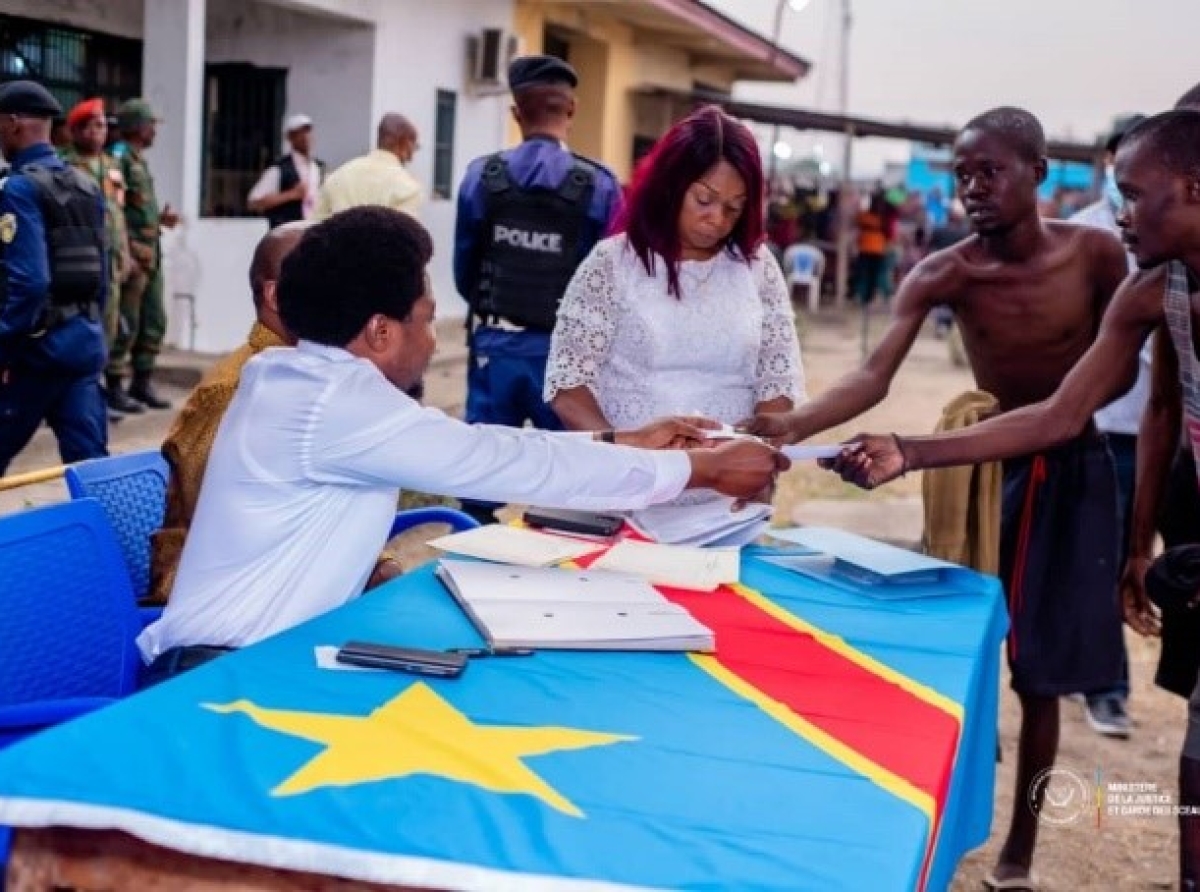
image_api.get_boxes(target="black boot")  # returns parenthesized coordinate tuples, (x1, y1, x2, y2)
(129, 370, 172, 410)
(105, 374, 145, 414)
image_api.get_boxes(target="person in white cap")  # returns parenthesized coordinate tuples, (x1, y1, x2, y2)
(247, 113, 323, 228)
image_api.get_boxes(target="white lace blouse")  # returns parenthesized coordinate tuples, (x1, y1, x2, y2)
(545, 234, 806, 430)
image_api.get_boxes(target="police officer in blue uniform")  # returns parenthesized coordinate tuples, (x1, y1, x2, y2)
(454, 55, 622, 523)
(0, 80, 109, 475)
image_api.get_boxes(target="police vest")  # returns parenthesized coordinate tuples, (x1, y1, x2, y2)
(473, 153, 595, 332)
(0, 163, 105, 329)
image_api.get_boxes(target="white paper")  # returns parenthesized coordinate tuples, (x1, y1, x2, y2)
(314, 645, 384, 672)
(782, 443, 845, 461)
(589, 540, 740, 591)
(436, 560, 713, 651)
(628, 498, 771, 547)
(428, 525, 601, 567)
(701, 424, 761, 442)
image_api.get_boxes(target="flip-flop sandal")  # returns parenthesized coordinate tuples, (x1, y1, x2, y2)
(983, 870, 1040, 891)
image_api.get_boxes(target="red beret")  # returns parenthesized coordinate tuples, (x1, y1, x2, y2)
(66, 98, 106, 129)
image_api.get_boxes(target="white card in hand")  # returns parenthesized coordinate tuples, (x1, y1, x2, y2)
(782, 443, 848, 461)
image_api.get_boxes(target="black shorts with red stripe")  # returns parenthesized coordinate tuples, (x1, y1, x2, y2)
(999, 433, 1123, 696)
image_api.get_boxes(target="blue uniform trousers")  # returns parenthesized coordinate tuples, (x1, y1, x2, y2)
(0, 367, 108, 476)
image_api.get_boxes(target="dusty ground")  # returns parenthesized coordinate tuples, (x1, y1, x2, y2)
(1, 306, 1185, 890)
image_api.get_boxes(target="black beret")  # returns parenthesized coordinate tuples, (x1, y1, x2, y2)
(0, 80, 63, 118)
(508, 55, 577, 92)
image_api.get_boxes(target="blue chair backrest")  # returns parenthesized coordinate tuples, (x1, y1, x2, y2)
(388, 506, 480, 538)
(65, 450, 169, 601)
(0, 499, 142, 709)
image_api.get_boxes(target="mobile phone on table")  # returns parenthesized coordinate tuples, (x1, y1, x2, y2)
(523, 507, 624, 538)
(336, 641, 468, 677)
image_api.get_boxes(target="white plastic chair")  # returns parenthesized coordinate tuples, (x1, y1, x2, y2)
(782, 243, 826, 313)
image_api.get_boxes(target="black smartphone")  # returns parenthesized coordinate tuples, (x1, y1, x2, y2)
(523, 507, 624, 537)
(336, 641, 468, 678)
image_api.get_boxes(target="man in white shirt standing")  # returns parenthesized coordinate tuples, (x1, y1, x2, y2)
(247, 113, 323, 228)
(315, 113, 422, 219)
(137, 206, 785, 685)
(1066, 114, 1147, 739)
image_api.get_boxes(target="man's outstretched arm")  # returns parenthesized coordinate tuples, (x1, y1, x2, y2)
(822, 272, 1164, 488)
(742, 256, 949, 444)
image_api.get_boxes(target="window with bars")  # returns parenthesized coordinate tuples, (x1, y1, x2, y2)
(433, 89, 457, 200)
(0, 14, 141, 115)
(201, 63, 286, 217)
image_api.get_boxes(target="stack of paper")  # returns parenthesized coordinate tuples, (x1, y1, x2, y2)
(436, 560, 714, 652)
(428, 525, 601, 567)
(628, 498, 771, 547)
(589, 540, 740, 592)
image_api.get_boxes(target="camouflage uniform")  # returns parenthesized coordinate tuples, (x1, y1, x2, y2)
(108, 139, 166, 377)
(60, 146, 129, 348)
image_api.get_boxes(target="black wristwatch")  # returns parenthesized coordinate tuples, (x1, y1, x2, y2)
(599, 430, 616, 444)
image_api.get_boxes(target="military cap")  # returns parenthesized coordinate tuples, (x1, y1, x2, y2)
(507, 55, 578, 91)
(117, 98, 159, 129)
(0, 80, 63, 118)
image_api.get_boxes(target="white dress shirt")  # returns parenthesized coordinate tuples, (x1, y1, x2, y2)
(137, 342, 691, 660)
(247, 151, 322, 219)
(1070, 199, 1150, 435)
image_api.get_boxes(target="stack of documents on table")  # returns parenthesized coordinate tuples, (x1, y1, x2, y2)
(436, 559, 715, 652)
(428, 524, 602, 567)
(628, 497, 771, 547)
(589, 539, 739, 592)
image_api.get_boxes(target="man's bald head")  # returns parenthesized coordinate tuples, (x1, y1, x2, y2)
(377, 113, 418, 162)
(250, 222, 310, 308)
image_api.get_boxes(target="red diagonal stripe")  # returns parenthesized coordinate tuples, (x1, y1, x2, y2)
(660, 583, 960, 824)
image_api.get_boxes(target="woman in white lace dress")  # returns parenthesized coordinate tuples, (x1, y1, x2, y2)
(544, 106, 805, 539)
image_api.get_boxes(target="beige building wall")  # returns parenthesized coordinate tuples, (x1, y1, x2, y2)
(512, 1, 742, 182)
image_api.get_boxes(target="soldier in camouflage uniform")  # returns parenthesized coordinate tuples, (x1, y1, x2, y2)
(60, 98, 141, 417)
(108, 98, 178, 410)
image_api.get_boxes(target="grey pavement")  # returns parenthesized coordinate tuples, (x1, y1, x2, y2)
(0, 319, 924, 548)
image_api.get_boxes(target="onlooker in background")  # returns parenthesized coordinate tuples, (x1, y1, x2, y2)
(148, 223, 308, 605)
(545, 105, 804, 539)
(852, 190, 893, 304)
(247, 114, 323, 228)
(0, 81, 108, 475)
(454, 54, 622, 524)
(60, 98, 135, 419)
(108, 98, 179, 412)
(926, 201, 970, 339)
(1065, 114, 1148, 739)
(315, 114, 421, 220)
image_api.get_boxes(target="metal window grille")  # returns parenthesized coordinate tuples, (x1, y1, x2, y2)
(0, 13, 141, 116)
(433, 89, 457, 200)
(201, 63, 286, 217)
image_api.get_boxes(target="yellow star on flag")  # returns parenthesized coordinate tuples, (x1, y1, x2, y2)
(203, 682, 634, 817)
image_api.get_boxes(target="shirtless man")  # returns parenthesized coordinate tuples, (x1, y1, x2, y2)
(747, 107, 1129, 890)
(812, 107, 1200, 890)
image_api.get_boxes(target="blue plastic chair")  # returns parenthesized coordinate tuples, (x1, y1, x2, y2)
(0, 498, 144, 749)
(65, 450, 169, 603)
(388, 506, 479, 538)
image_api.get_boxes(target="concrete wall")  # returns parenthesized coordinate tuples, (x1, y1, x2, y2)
(2, 0, 143, 39)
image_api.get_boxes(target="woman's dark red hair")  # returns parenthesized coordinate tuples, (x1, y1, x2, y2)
(614, 104, 765, 297)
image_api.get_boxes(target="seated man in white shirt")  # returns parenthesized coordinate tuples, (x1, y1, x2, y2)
(137, 206, 785, 685)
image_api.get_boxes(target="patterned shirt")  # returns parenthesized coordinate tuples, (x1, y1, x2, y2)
(1162, 260, 1200, 485)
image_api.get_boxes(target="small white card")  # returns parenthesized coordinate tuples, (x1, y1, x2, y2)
(314, 645, 383, 672)
(782, 443, 846, 461)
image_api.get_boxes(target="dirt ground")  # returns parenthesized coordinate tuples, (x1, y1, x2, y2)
(777, 308, 1184, 892)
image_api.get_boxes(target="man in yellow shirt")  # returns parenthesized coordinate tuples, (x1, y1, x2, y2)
(315, 114, 421, 219)
(148, 223, 308, 603)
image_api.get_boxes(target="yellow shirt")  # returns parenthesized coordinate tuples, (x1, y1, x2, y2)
(148, 323, 286, 604)
(314, 149, 423, 220)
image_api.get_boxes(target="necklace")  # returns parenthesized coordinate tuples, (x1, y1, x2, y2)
(680, 257, 719, 292)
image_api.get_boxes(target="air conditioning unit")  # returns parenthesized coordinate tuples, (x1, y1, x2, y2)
(468, 28, 520, 86)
